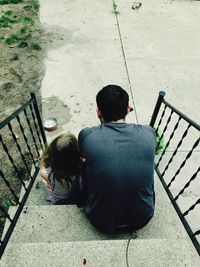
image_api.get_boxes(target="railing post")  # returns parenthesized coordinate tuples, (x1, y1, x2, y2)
(150, 91, 166, 127)
(30, 92, 47, 147)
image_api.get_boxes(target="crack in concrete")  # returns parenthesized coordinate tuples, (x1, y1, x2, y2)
(112, 0, 139, 123)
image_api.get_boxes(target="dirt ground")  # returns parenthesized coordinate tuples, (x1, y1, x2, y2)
(0, 0, 48, 234)
(0, 0, 46, 120)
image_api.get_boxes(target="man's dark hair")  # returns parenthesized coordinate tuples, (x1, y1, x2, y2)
(96, 85, 129, 122)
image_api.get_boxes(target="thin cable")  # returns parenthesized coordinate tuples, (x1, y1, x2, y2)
(126, 231, 137, 267)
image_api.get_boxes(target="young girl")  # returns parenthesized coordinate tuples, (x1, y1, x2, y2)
(40, 133, 82, 204)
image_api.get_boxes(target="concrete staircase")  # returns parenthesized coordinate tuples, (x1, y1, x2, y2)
(1, 173, 199, 266)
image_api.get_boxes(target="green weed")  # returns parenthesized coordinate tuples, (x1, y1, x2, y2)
(0, 0, 22, 4)
(19, 16, 34, 24)
(31, 0, 39, 11)
(18, 40, 28, 47)
(4, 33, 19, 44)
(20, 25, 32, 34)
(0, 198, 16, 219)
(155, 130, 166, 155)
(31, 42, 41, 50)
(0, 15, 17, 27)
(4, 10, 13, 16)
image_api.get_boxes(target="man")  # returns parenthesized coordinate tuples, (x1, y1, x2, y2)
(78, 85, 156, 234)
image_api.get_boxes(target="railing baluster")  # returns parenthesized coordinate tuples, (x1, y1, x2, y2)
(24, 108, 40, 158)
(7, 122, 31, 179)
(155, 104, 167, 133)
(194, 230, 200, 236)
(161, 124, 191, 178)
(167, 137, 200, 188)
(156, 109, 174, 154)
(16, 114, 37, 170)
(30, 92, 47, 147)
(29, 103, 43, 152)
(150, 91, 165, 127)
(183, 199, 200, 217)
(174, 167, 200, 201)
(0, 134, 26, 189)
(0, 170, 20, 205)
(156, 116, 182, 168)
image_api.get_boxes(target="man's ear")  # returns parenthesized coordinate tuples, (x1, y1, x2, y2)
(127, 104, 133, 113)
(96, 107, 102, 118)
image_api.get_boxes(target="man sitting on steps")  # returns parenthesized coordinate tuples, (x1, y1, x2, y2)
(78, 85, 156, 234)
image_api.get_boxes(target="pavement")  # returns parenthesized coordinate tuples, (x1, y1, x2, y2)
(40, 0, 200, 139)
(1, 0, 200, 266)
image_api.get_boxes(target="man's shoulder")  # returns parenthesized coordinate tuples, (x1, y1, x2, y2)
(126, 123, 156, 136)
(142, 125, 156, 138)
(78, 126, 100, 143)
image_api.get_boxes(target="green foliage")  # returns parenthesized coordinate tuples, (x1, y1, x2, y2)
(1, 1, 41, 51)
(19, 16, 34, 24)
(0, 13, 17, 27)
(31, 42, 41, 50)
(20, 25, 32, 34)
(31, 0, 39, 11)
(0, 198, 16, 219)
(0, 0, 22, 4)
(4, 33, 19, 44)
(4, 10, 13, 16)
(155, 130, 166, 155)
(18, 40, 28, 47)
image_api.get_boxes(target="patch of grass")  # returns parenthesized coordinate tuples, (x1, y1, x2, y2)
(19, 16, 34, 24)
(20, 25, 32, 34)
(31, 42, 41, 50)
(31, 0, 39, 11)
(0, 14, 17, 28)
(4, 33, 19, 44)
(0, 197, 16, 220)
(18, 40, 28, 47)
(155, 130, 166, 155)
(10, 53, 19, 60)
(4, 10, 13, 16)
(0, 0, 22, 4)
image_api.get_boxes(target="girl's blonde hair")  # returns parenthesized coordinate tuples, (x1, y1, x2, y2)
(41, 134, 81, 181)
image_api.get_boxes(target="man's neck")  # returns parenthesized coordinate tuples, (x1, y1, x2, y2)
(102, 118, 126, 124)
(110, 118, 125, 123)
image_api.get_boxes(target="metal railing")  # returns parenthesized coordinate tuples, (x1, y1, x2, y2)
(0, 92, 47, 258)
(150, 91, 200, 256)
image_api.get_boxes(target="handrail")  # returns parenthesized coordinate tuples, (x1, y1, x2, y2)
(0, 92, 46, 258)
(150, 91, 200, 256)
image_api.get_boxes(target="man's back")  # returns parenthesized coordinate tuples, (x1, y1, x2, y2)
(78, 123, 156, 234)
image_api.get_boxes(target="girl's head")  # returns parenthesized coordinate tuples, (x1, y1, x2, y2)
(41, 134, 81, 179)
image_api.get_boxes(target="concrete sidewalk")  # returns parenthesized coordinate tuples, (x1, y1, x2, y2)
(40, 0, 200, 138)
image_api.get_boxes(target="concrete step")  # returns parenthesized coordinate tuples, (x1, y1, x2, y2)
(1, 239, 199, 267)
(19, 175, 51, 206)
(4, 195, 187, 244)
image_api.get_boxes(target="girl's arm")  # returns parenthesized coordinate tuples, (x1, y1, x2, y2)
(40, 167, 52, 191)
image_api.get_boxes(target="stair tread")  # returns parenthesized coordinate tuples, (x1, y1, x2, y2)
(1, 239, 199, 267)
(4, 196, 187, 244)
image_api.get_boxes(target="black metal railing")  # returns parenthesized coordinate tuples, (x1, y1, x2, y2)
(150, 91, 200, 256)
(0, 92, 47, 258)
